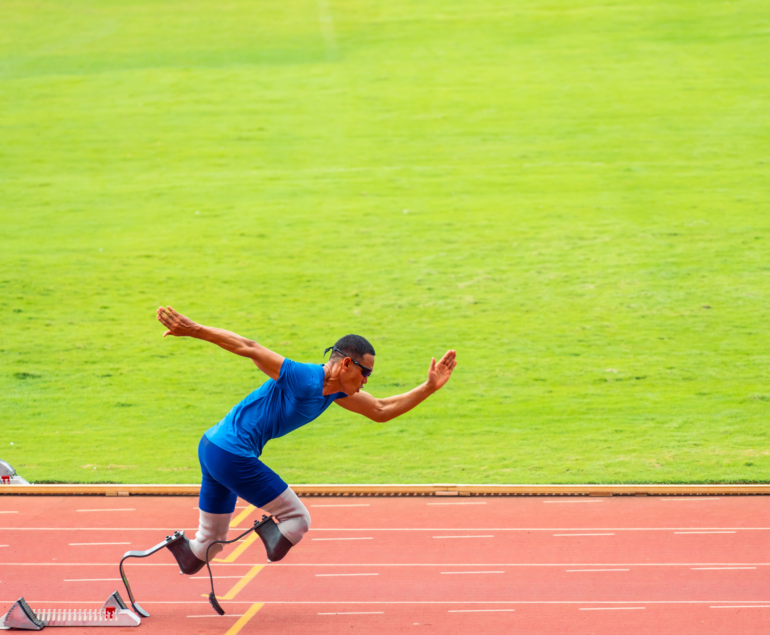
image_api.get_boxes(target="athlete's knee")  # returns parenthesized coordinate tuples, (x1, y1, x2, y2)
(278, 507, 310, 545)
(190, 510, 232, 561)
(291, 506, 311, 540)
(262, 488, 311, 545)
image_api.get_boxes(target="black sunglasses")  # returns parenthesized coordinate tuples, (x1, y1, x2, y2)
(324, 346, 373, 378)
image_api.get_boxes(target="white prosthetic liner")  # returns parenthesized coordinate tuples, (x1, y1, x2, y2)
(190, 511, 233, 561)
(261, 487, 311, 545)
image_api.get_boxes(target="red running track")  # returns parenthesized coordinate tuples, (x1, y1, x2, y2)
(1, 495, 769, 634)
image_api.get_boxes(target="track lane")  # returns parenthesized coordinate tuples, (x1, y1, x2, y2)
(2, 495, 769, 634)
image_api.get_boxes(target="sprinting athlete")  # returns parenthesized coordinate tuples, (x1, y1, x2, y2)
(155, 306, 457, 573)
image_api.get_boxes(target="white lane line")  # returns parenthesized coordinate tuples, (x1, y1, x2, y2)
(0, 545, 8, 548)
(187, 614, 245, 618)
(191, 576, 246, 579)
(316, 573, 379, 577)
(194, 506, 249, 510)
(448, 609, 515, 613)
(0, 511, 19, 514)
(432, 535, 494, 539)
(63, 578, 123, 582)
(308, 527, 763, 531)
(543, 500, 603, 504)
(311, 504, 370, 508)
(3, 526, 769, 531)
(441, 571, 504, 575)
(711, 605, 770, 609)
(311, 537, 373, 541)
(674, 531, 736, 535)
(427, 502, 487, 506)
(76, 509, 135, 513)
(554, 533, 614, 537)
(661, 498, 721, 501)
(580, 607, 645, 611)
(7, 562, 770, 568)
(319, 612, 384, 615)
(0, 604, 770, 617)
(692, 567, 756, 571)
(567, 569, 631, 573)
(69, 542, 131, 546)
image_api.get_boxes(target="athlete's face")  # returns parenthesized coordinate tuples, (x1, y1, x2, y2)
(340, 353, 375, 394)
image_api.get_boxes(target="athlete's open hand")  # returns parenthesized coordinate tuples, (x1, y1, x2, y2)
(426, 350, 457, 392)
(157, 306, 199, 338)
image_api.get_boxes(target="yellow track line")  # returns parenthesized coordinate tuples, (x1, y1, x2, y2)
(224, 603, 264, 635)
(202, 564, 264, 600)
(230, 505, 256, 527)
(215, 531, 260, 563)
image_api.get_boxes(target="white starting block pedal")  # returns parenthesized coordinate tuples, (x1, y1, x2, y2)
(0, 460, 29, 486)
(0, 592, 140, 630)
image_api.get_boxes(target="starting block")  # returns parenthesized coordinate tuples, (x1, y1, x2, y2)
(0, 592, 139, 630)
(0, 460, 28, 486)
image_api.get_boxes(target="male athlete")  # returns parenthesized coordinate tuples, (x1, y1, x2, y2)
(155, 306, 457, 573)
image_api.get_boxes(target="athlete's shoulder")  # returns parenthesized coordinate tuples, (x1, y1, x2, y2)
(276, 358, 323, 398)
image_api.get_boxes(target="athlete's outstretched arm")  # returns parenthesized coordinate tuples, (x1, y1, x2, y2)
(156, 306, 284, 380)
(335, 350, 456, 423)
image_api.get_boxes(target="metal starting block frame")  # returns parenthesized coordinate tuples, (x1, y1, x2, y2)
(0, 592, 140, 630)
(0, 460, 29, 486)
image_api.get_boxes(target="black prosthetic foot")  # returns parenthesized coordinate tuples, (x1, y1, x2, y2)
(165, 531, 207, 575)
(254, 515, 294, 562)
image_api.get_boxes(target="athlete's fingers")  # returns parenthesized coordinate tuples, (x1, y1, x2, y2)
(430, 357, 436, 371)
(162, 329, 171, 338)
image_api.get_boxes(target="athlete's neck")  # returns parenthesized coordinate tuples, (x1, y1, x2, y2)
(321, 362, 344, 396)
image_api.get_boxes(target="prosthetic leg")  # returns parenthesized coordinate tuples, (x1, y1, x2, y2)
(165, 533, 206, 576)
(253, 515, 293, 562)
(189, 511, 232, 563)
(203, 520, 266, 615)
(164, 510, 232, 576)
(202, 510, 303, 615)
(257, 487, 311, 562)
(119, 532, 187, 618)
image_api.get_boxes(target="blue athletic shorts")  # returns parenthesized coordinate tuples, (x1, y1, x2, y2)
(198, 435, 288, 514)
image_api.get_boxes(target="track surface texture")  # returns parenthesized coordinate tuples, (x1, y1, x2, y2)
(1, 495, 769, 634)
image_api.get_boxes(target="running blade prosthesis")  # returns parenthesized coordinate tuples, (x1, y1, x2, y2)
(0, 592, 139, 630)
(205, 515, 289, 616)
(119, 530, 189, 618)
(117, 519, 284, 618)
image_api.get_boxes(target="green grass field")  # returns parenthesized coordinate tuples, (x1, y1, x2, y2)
(2, 0, 769, 484)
